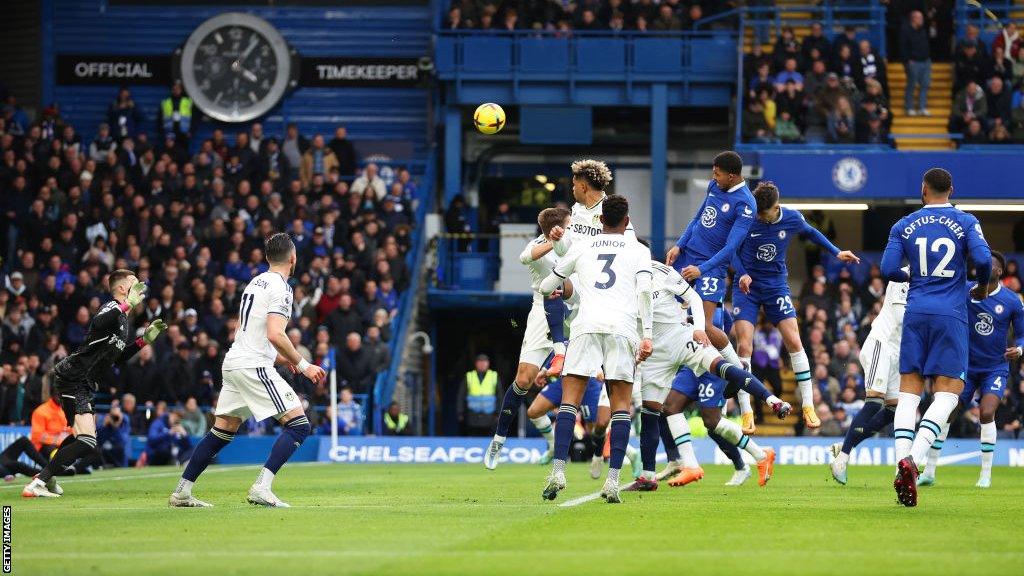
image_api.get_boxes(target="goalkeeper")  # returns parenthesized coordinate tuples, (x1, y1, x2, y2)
(22, 270, 168, 498)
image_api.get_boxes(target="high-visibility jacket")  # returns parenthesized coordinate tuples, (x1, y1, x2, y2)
(161, 96, 193, 134)
(465, 370, 498, 414)
(30, 398, 71, 451)
(385, 412, 409, 433)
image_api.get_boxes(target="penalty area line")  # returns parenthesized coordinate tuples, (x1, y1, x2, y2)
(558, 481, 638, 507)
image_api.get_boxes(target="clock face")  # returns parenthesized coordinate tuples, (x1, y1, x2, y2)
(180, 13, 292, 123)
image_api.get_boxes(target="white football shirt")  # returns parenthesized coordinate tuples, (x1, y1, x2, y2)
(519, 235, 558, 304)
(650, 260, 694, 326)
(550, 233, 652, 341)
(868, 278, 908, 348)
(222, 272, 293, 370)
(554, 195, 637, 256)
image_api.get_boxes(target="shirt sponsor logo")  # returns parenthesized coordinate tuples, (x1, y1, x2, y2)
(975, 312, 994, 336)
(700, 206, 717, 228)
(756, 244, 778, 262)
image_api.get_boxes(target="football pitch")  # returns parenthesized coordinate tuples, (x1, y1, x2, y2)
(4, 462, 1022, 575)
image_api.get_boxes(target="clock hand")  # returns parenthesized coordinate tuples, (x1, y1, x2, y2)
(241, 36, 259, 61)
(240, 68, 258, 83)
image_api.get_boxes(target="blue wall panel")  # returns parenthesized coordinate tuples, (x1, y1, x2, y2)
(519, 38, 569, 73)
(47, 0, 431, 151)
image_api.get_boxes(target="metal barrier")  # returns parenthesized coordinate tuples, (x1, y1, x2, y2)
(432, 233, 503, 291)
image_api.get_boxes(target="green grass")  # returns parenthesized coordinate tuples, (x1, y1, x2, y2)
(4, 462, 1022, 575)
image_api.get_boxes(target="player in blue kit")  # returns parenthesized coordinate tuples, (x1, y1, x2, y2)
(665, 151, 751, 376)
(881, 168, 992, 507)
(918, 252, 1024, 488)
(732, 182, 860, 430)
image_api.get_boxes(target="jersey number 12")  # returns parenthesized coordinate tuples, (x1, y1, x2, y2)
(914, 237, 956, 278)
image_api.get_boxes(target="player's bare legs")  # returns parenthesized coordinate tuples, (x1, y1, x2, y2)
(732, 318, 758, 433)
(542, 374, 586, 500)
(486, 361, 542, 470)
(600, 379, 634, 503)
(170, 414, 243, 507)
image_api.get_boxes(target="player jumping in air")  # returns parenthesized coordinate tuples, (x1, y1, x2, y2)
(169, 233, 326, 508)
(830, 271, 908, 485)
(538, 195, 652, 503)
(635, 254, 791, 491)
(732, 181, 860, 430)
(664, 151, 756, 431)
(882, 168, 991, 507)
(918, 251, 1023, 488)
(485, 207, 573, 470)
(23, 270, 167, 498)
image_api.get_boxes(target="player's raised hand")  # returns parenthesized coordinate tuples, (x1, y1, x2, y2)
(970, 283, 988, 301)
(1005, 346, 1023, 361)
(534, 369, 548, 387)
(304, 363, 327, 384)
(836, 250, 861, 264)
(143, 319, 167, 344)
(126, 281, 147, 307)
(680, 265, 701, 281)
(738, 274, 753, 295)
(665, 245, 680, 266)
(637, 338, 653, 362)
(692, 330, 711, 348)
(548, 225, 565, 241)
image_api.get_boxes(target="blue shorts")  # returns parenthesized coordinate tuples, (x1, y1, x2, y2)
(899, 312, 968, 380)
(677, 255, 727, 303)
(732, 285, 796, 325)
(539, 377, 604, 422)
(959, 369, 1009, 405)
(670, 368, 726, 408)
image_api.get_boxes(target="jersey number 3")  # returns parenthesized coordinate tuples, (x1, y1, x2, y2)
(914, 237, 956, 278)
(594, 254, 617, 289)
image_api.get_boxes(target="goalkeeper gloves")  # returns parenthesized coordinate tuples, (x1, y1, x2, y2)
(126, 281, 147, 307)
(143, 319, 167, 345)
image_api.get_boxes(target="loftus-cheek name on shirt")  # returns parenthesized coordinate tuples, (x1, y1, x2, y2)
(590, 239, 626, 248)
(900, 215, 965, 240)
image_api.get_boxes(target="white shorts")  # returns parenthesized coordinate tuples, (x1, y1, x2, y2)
(565, 333, 637, 383)
(519, 302, 554, 367)
(217, 367, 301, 421)
(640, 322, 720, 404)
(860, 336, 900, 401)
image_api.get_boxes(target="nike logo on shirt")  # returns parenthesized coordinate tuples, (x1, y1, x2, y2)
(750, 233, 762, 237)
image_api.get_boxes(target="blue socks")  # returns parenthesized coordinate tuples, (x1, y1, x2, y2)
(841, 397, 883, 455)
(708, 430, 745, 470)
(659, 413, 680, 461)
(264, 415, 310, 474)
(607, 410, 631, 471)
(543, 298, 566, 345)
(718, 362, 775, 403)
(639, 407, 661, 473)
(182, 426, 235, 482)
(553, 404, 578, 462)
(494, 383, 529, 438)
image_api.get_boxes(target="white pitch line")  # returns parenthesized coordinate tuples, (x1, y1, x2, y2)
(558, 491, 604, 507)
(0, 464, 261, 490)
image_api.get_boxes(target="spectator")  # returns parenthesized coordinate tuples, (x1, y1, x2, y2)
(159, 80, 193, 145)
(651, 4, 681, 31)
(857, 39, 888, 96)
(337, 332, 374, 394)
(337, 387, 364, 434)
(180, 397, 206, 437)
(88, 123, 117, 165)
(802, 22, 831, 64)
(458, 354, 499, 436)
(752, 318, 784, 401)
(300, 135, 339, 189)
(827, 97, 856, 144)
(989, 45, 1015, 85)
(97, 402, 131, 467)
(30, 394, 70, 453)
(107, 88, 144, 143)
(962, 118, 988, 144)
(748, 62, 775, 99)
(143, 410, 192, 466)
(772, 27, 802, 72)
(814, 404, 844, 436)
(773, 58, 804, 93)
(950, 80, 988, 134)
(832, 44, 861, 88)
(991, 22, 1021, 73)
(775, 110, 803, 143)
(742, 96, 776, 143)
(986, 76, 1012, 129)
(351, 163, 387, 201)
(954, 39, 987, 94)
(327, 126, 358, 177)
(900, 10, 932, 116)
(1012, 91, 1024, 142)
(383, 401, 411, 435)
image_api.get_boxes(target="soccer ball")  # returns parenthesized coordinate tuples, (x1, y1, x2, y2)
(473, 103, 505, 135)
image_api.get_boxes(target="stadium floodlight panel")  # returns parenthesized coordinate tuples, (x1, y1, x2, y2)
(955, 204, 1024, 212)
(544, 182, 556, 192)
(535, 175, 548, 184)
(783, 203, 869, 211)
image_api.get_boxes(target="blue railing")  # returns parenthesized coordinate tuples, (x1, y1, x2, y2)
(371, 151, 437, 435)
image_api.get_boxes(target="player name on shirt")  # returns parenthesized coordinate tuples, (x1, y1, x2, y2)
(898, 214, 967, 240)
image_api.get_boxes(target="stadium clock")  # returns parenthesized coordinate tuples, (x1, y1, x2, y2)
(176, 12, 298, 123)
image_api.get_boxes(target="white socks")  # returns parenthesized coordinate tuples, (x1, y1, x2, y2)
(924, 421, 949, 478)
(980, 420, 996, 480)
(715, 418, 766, 461)
(553, 341, 566, 356)
(530, 415, 555, 448)
(491, 434, 507, 444)
(665, 413, 700, 469)
(738, 356, 753, 414)
(910, 392, 959, 464)
(175, 478, 194, 496)
(256, 467, 275, 489)
(894, 392, 921, 461)
(719, 343, 743, 367)
(790, 350, 813, 408)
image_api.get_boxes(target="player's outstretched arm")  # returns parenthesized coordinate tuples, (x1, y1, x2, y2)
(540, 243, 580, 296)
(520, 239, 553, 264)
(694, 205, 755, 277)
(1006, 300, 1024, 360)
(550, 225, 571, 257)
(635, 263, 654, 362)
(880, 224, 910, 282)
(267, 313, 325, 384)
(116, 319, 167, 365)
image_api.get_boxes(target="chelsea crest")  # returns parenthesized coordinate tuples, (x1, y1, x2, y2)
(832, 157, 867, 193)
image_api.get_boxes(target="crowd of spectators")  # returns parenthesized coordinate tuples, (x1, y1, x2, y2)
(0, 83, 423, 464)
(742, 22, 892, 144)
(442, 0, 740, 33)
(949, 23, 1024, 145)
(737, 255, 1024, 439)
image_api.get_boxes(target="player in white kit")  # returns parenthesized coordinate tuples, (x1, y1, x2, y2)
(538, 195, 653, 503)
(829, 271, 908, 485)
(169, 233, 326, 507)
(548, 159, 635, 258)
